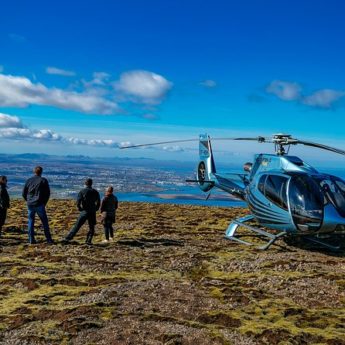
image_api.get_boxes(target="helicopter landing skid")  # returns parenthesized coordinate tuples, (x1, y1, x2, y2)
(224, 215, 286, 250)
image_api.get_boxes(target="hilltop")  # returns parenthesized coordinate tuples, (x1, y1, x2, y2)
(0, 200, 344, 345)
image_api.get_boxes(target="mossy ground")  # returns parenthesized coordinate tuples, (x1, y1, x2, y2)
(0, 200, 344, 344)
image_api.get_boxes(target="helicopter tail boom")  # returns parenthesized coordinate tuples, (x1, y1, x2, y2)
(196, 134, 246, 200)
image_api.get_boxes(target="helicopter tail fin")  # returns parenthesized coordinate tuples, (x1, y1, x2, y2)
(196, 134, 216, 192)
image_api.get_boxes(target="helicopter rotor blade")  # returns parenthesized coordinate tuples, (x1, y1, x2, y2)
(295, 140, 345, 156)
(120, 138, 199, 149)
(211, 136, 269, 143)
(120, 136, 273, 149)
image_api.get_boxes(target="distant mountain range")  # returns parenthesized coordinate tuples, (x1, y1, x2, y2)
(0, 152, 242, 171)
(0, 152, 193, 169)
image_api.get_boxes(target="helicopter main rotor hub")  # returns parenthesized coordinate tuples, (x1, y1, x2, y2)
(271, 134, 297, 155)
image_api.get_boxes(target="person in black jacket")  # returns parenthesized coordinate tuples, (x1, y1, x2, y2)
(63, 178, 100, 245)
(0, 176, 10, 238)
(100, 186, 118, 242)
(22, 166, 53, 244)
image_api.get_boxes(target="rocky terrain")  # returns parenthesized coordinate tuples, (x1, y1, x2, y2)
(0, 200, 344, 345)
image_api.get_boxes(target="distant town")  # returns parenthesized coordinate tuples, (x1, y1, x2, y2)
(0, 153, 195, 199)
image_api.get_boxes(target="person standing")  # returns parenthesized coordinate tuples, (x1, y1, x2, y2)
(22, 166, 53, 244)
(64, 178, 100, 245)
(100, 186, 118, 242)
(0, 176, 10, 238)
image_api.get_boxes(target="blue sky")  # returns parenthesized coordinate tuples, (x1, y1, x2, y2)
(1, 0, 345, 164)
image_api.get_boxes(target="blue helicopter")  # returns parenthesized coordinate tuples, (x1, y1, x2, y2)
(122, 134, 345, 250)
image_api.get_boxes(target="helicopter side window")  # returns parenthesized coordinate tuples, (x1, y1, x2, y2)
(264, 175, 288, 210)
(319, 177, 345, 217)
(334, 179, 345, 216)
(289, 175, 323, 231)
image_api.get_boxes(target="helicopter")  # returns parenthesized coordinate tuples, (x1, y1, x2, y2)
(122, 134, 345, 250)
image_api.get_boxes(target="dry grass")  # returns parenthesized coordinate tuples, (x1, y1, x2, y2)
(0, 200, 344, 345)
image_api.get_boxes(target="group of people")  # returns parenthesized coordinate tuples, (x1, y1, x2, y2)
(0, 166, 118, 245)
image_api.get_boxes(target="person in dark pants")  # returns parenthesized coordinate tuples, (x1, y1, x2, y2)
(0, 176, 10, 238)
(100, 186, 118, 242)
(22, 166, 53, 244)
(64, 178, 100, 245)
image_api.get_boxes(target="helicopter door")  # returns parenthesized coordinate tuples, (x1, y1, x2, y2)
(258, 174, 288, 210)
(288, 175, 324, 232)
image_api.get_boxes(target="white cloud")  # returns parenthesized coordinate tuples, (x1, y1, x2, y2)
(0, 127, 62, 141)
(91, 72, 110, 85)
(46, 66, 76, 77)
(266, 79, 345, 109)
(0, 113, 23, 128)
(0, 127, 133, 148)
(0, 70, 172, 118)
(199, 80, 217, 88)
(0, 74, 120, 114)
(81, 72, 111, 89)
(0, 112, 131, 148)
(302, 89, 345, 108)
(66, 137, 121, 148)
(266, 80, 302, 101)
(162, 145, 184, 152)
(114, 70, 172, 104)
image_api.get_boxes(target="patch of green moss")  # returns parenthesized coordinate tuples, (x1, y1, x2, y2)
(221, 299, 345, 342)
(336, 279, 345, 289)
(209, 287, 224, 302)
(0, 285, 91, 315)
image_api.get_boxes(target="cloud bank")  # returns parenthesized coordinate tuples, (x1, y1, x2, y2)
(0, 113, 130, 148)
(302, 89, 345, 108)
(0, 69, 172, 118)
(266, 80, 345, 109)
(0, 74, 120, 114)
(0, 113, 23, 128)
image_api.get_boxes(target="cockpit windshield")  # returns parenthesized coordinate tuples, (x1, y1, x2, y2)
(289, 175, 324, 231)
(317, 176, 345, 217)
